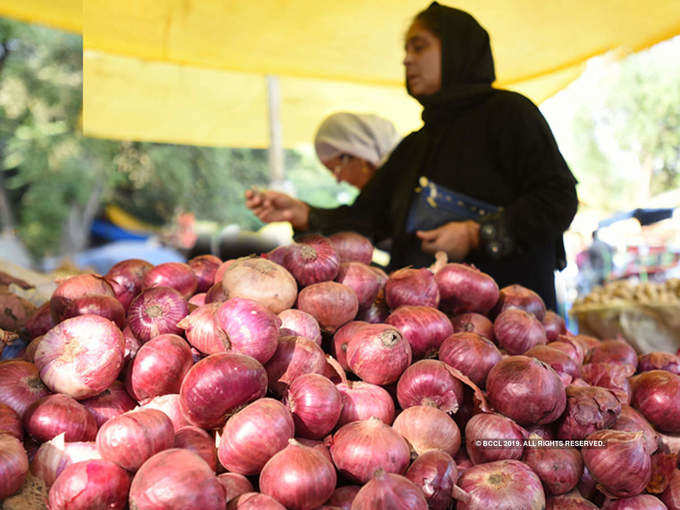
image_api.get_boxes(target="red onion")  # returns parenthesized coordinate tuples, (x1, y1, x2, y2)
(581, 362, 634, 403)
(327, 485, 360, 510)
(450, 312, 495, 340)
(214, 297, 281, 364)
(557, 385, 622, 440)
(175, 425, 217, 471)
(438, 332, 502, 388)
(0, 402, 22, 439)
(333, 321, 369, 369)
(279, 309, 322, 345)
(523, 439, 583, 495)
(335, 374, 395, 426)
(265, 336, 326, 396)
(435, 263, 499, 315)
(127, 286, 189, 342)
(577, 465, 601, 504)
(614, 405, 658, 455)
(486, 355, 566, 425)
(140, 394, 190, 432)
(284, 234, 340, 286)
(493, 284, 546, 321)
(189, 292, 207, 306)
(465, 412, 526, 464)
(143, 262, 198, 299)
(543, 311, 567, 341)
(457, 459, 545, 510)
(54, 293, 127, 330)
(549, 338, 586, 365)
(356, 294, 390, 323)
(294, 437, 332, 463)
(31, 434, 100, 487)
(48, 459, 130, 510)
(525, 424, 555, 440)
(222, 257, 297, 314)
(568, 334, 601, 358)
(649, 451, 677, 495)
(23, 335, 43, 362)
(396, 359, 464, 413)
(631, 370, 680, 433)
(260, 439, 337, 510)
(217, 398, 294, 474)
(129, 449, 225, 509)
(123, 326, 142, 361)
(218, 473, 254, 504)
(49, 274, 115, 323)
(284, 373, 342, 439)
(188, 255, 222, 293)
(639, 352, 680, 375)
(0, 360, 50, 418)
(328, 231, 374, 264)
(405, 450, 457, 510)
(178, 302, 228, 354)
(385, 267, 439, 309)
(602, 495, 668, 509)
(0, 433, 28, 499)
(526, 344, 580, 387)
(105, 258, 154, 310)
(386, 305, 453, 359)
(584, 429, 651, 498)
(24, 394, 97, 442)
(180, 352, 268, 429)
(228, 492, 286, 509)
(330, 417, 410, 483)
(206, 281, 229, 303)
(547, 491, 600, 509)
(661, 469, 680, 510)
(494, 307, 547, 355)
(393, 404, 461, 457)
(214, 259, 236, 284)
(96, 408, 174, 471)
(24, 302, 55, 340)
(588, 339, 638, 369)
(351, 470, 428, 510)
(297, 281, 358, 333)
(265, 245, 293, 266)
(345, 323, 411, 385)
(335, 262, 386, 310)
(34, 314, 125, 399)
(81, 381, 136, 427)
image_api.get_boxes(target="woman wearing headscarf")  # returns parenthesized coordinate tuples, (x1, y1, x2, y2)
(246, 2, 578, 310)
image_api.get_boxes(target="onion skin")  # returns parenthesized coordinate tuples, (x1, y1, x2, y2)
(96, 408, 174, 472)
(588, 339, 638, 369)
(351, 470, 428, 510)
(356, 295, 390, 324)
(438, 332, 502, 388)
(279, 309, 322, 345)
(639, 352, 680, 375)
(81, 381, 136, 428)
(396, 359, 464, 413)
(661, 469, 680, 510)
(123, 326, 142, 361)
(465, 412, 526, 464)
(54, 294, 126, 329)
(285, 374, 342, 439)
(405, 450, 457, 510)
(328, 231, 374, 264)
(542, 311, 567, 341)
(0, 360, 51, 418)
(189, 255, 223, 293)
(180, 352, 268, 429)
(30, 435, 101, 487)
(494, 308, 547, 355)
(215, 297, 281, 364)
(493, 284, 546, 321)
(222, 257, 298, 314)
(0, 433, 28, 500)
(613, 405, 659, 455)
(526, 344, 580, 387)
(457, 459, 546, 510)
(393, 405, 461, 457)
(583, 429, 652, 498)
(550, 337, 586, 365)
(206, 281, 229, 303)
(435, 263, 499, 315)
(143, 262, 198, 299)
(217, 398, 295, 475)
(140, 394, 190, 432)
(126, 286, 189, 343)
(568, 334, 601, 359)
(129, 449, 226, 510)
(345, 323, 412, 385)
(333, 321, 369, 370)
(450, 312, 495, 340)
(297, 281, 359, 333)
(189, 293, 207, 306)
(217, 473, 254, 504)
(25, 302, 56, 340)
(50, 274, 115, 323)
(105, 258, 154, 310)
(522, 441, 583, 496)
(327, 485, 361, 510)
(259, 440, 337, 510)
(265, 245, 293, 266)
(631, 370, 680, 433)
(24, 394, 97, 443)
(0, 291, 35, 332)
(175, 426, 218, 472)
(0, 402, 22, 439)
(385, 267, 440, 310)
(601, 495, 668, 509)
(47, 459, 130, 510)
(486, 355, 566, 426)
(265, 336, 326, 396)
(228, 492, 286, 509)
(329, 417, 410, 483)
(581, 362, 634, 404)
(335, 379, 395, 426)
(335, 262, 385, 310)
(386, 305, 453, 359)
(178, 303, 230, 355)
(546, 491, 599, 509)
(284, 234, 340, 287)
(557, 385, 622, 440)
(126, 333, 193, 402)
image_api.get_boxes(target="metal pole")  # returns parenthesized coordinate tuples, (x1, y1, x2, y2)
(266, 75, 285, 189)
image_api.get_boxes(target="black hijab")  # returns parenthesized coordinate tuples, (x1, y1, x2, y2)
(408, 2, 497, 125)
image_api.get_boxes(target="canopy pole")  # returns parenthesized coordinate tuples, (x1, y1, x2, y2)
(266, 75, 285, 188)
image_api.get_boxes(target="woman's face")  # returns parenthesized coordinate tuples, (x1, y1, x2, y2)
(403, 21, 442, 96)
(322, 154, 375, 189)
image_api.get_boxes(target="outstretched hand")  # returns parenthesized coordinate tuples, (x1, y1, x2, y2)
(416, 220, 480, 261)
(244, 189, 310, 230)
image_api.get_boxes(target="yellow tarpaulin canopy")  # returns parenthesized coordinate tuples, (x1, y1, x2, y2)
(3, 0, 680, 147)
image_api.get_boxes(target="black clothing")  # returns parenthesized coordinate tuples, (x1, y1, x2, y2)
(307, 3, 578, 310)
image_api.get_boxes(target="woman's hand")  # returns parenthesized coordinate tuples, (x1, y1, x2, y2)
(244, 189, 310, 231)
(416, 221, 480, 261)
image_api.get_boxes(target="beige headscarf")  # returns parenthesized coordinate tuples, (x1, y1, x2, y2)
(314, 112, 400, 167)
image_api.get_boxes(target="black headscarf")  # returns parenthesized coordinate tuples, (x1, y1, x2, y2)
(408, 2, 497, 125)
